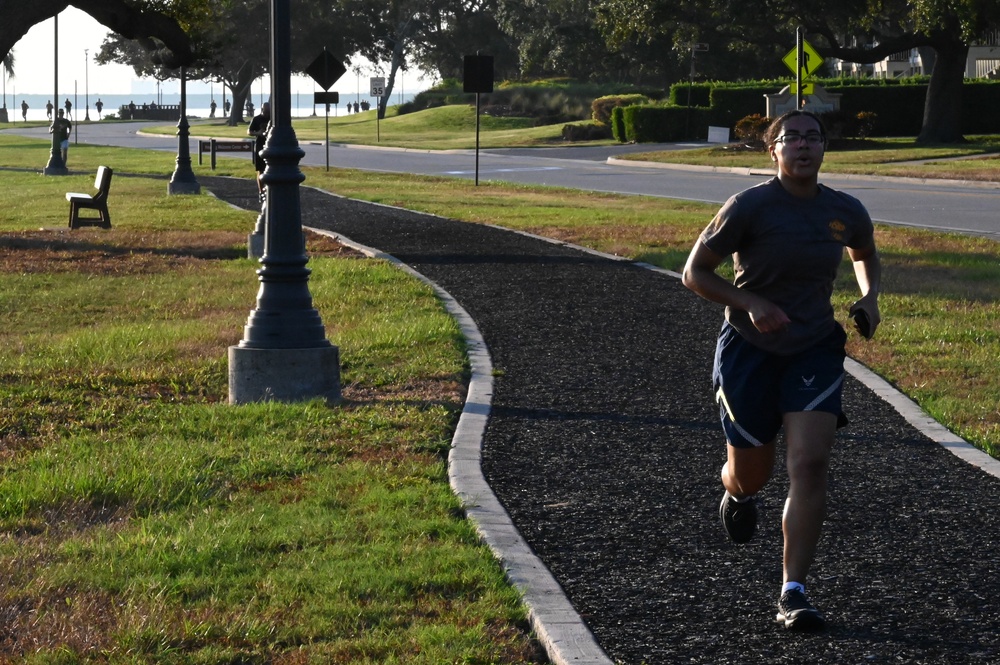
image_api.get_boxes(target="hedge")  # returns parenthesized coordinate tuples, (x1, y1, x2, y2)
(666, 78, 1000, 137)
(618, 105, 716, 143)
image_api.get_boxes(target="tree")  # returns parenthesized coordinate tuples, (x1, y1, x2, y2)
(594, 0, 790, 84)
(594, 0, 1000, 143)
(0, 0, 195, 72)
(97, 0, 369, 126)
(409, 0, 519, 82)
(496, 0, 652, 82)
(338, 0, 512, 118)
(804, 0, 1000, 142)
(337, 0, 427, 119)
(96, 0, 269, 125)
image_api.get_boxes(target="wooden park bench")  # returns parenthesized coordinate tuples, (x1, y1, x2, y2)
(66, 165, 113, 229)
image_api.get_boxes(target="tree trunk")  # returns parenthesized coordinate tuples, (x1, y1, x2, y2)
(378, 37, 407, 120)
(225, 73, 256, 126)
(917, 40, 969, 144)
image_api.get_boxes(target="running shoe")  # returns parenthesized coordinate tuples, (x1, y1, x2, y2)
(776, 589, 826, 631)
(719, 490, 758, 544)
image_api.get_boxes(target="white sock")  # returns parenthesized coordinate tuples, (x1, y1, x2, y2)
(782, 581, 806, 596)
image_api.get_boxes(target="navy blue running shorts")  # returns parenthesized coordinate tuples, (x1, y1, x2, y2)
(712, 322, 848, 448)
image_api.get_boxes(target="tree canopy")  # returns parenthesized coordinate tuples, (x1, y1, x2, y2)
(592, 0, 1000, 141)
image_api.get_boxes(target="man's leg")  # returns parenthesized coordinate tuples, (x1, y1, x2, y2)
(722, 441, 775, 498)
(781, 411, 836, 585)
(718, 441, 775, 543)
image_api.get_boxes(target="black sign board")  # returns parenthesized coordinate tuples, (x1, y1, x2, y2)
(306, 50, 346, 91)
(314, 91, 340, 105)
(463, 55, 494, 93)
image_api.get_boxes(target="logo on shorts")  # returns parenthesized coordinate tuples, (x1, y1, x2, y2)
(801, 375, 816, 389)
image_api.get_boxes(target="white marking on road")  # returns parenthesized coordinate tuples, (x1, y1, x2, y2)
(442, 166, 563, 175)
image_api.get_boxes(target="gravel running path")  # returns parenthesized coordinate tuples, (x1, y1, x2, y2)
(205, 176, 1000, 665)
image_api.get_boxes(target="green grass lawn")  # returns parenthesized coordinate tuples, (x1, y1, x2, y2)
(0, 135, 546, 664)
(175, 105, 588, 150)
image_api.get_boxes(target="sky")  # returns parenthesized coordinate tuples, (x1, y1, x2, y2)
(4, 6, 432, 99)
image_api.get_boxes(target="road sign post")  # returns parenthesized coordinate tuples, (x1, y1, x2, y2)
(462, 55, 494, 186)
(686, 43, 708, 138)
(370, 77, 385, 141)
(783, 31, 822, 106)
(305, 49, 346, 173)
(314, 91, 339, 171)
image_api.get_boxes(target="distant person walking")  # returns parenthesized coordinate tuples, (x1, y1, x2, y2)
(49, 108, 72, 164)
(64, 98, 72, 119)
(45, 100, 53, 120)
(20, 100, 28, 121)
(210, 99, 217, 118)
(247, 102, 271, 204)
(95, 99, 103, 119)
(224, 99, 231, 115)
(246, 100, 255, 118)
(682, 110, 882, 632)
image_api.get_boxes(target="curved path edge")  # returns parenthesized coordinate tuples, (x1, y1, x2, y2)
(304, 223, 615, 665)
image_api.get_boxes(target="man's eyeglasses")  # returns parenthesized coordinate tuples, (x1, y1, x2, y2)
(774, 133, 825, 146)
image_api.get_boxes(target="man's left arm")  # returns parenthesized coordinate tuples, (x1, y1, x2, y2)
(847, 237, 882, 338)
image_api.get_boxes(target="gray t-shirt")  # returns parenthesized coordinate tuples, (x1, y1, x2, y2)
(700, 177, 873, 355)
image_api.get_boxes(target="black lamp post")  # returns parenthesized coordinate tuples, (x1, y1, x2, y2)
(168, 67, 200, 194)
(44, 13, 67, 175)
(228, 0, 340, 404)
(84, 49, 90, 122)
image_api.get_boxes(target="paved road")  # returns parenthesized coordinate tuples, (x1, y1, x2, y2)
(5, 120, 1000, 239)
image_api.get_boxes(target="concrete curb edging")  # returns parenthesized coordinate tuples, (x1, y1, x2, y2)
(305, 223, 615, 665)
(845, 358, 1000, 480)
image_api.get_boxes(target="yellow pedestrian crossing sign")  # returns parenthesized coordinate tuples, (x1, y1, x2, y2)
(782, 39, 823, 76)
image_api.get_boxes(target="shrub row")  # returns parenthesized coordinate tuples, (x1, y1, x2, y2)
(612, 105, 716, 143)
(404, 79, 662, 126)
(668, 78, 1000, 137)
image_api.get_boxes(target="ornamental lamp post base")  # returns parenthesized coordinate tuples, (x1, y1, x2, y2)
(228, 345, 341, 404)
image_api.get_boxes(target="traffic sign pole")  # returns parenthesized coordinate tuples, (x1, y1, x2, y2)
(796, 27, 804, 109)
(783, 34, 821, 102)
(370, 77, 385, 142)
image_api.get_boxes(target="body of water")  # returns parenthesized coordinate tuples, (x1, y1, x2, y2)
(1, 91, 418, 124)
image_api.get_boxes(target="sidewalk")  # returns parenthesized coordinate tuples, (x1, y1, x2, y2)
(205, 176, 1000, 665)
